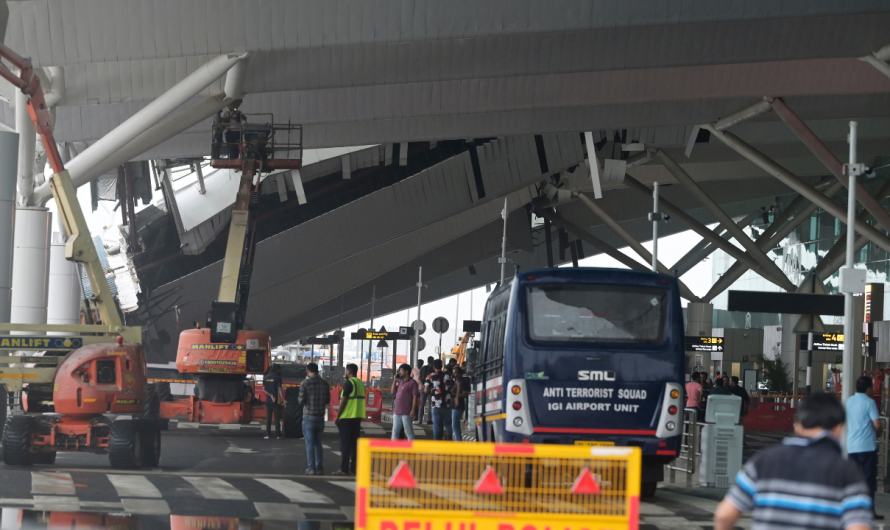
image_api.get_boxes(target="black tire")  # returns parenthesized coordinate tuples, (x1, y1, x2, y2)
(140, 421, 161, 468)
(108, 420, 144, 470)
(0, 385, 7, 432)
(2, 415, 35, 466)
(32, 451, 56, 465)
(282, 387, 303, 439)
(156, 382, 173, 402)
(143, 385, 160, 419)
(641, 481, 658, 499)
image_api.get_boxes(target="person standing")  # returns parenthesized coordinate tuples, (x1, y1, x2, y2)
(419, 356, 435, 424)
(391, 364, 419, 441)
(729, 376, 750, 423)
(299, 362, 330, 475)
(333, 364, 365, 476)
(711, 377, 731, 395)
(686, 372, 703, 421)
(714, 392, 873, 530)
(847, 376, 884, 520)
(263, 364, 283, 440)
(411, 359, 424, 424)
(451, 366, 471, 442)
(424, 359, 453, 440)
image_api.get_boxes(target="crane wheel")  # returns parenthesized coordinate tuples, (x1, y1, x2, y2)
(143, 385, 160, 419)
(140, 421, 161, 468)
(2, 415, 36, 466)
(108, 420, 144, 470)
(156, 382, 173, 402)
(282, 387, 303, 439)
(0, 384, 7, 430)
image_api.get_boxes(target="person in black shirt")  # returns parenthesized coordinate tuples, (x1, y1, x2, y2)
(418, 356, 435, 425)
(729, 376, 750, 422)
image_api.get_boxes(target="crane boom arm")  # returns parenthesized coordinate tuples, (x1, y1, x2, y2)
(0, 43, 126, 333)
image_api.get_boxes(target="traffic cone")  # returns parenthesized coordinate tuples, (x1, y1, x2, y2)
(387, 461, 417, 489)
(473, 466, 504, 495)
(570, 467, 601, 495)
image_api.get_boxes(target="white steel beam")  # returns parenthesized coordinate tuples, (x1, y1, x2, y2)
(575, 192, 700, 302)
(30, 53, 249, 205)
(656, 149, 795, 291)
(702, 124, 890, 253)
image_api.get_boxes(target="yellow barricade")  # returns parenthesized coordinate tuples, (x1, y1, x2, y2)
(355, 439, 641, 530)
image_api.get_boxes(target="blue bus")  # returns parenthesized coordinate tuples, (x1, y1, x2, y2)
(474, 267, 685, 497)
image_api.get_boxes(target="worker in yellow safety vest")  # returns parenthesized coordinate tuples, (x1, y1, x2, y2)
(333, 363, 365, 475)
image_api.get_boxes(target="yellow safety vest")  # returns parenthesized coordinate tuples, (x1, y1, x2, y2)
(339, 377, 366, 419)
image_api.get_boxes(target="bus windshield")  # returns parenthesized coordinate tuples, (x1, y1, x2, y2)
(526, 284, 667, 344)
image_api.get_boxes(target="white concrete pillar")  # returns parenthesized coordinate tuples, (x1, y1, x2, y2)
(11, 207, 52, 325)
(47, 231, 82, 327)
(0, 131, 18, 324)
(15, 90, 36, 206)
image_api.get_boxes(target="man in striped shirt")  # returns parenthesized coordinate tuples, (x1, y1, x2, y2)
(714, 392, 873, 530)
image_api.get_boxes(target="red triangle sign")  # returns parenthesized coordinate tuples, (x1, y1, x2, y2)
(570, 467, 601, 495)
(473, 466, 504, 495)
(387, 461, 417, 489)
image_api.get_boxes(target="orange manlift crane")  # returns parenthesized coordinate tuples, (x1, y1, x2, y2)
(157, 113, 304, 435)
(0, 43, 156, 468)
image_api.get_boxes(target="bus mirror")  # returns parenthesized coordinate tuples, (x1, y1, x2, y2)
(466, 347, 478, 375)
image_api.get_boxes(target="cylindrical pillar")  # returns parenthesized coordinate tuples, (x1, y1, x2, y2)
(686, 302, 713, 376)
(47, 231, 82, 328)
(0, 132, 19, 324)
(15, 88, 36, 204)
(11, 207, 52, 325)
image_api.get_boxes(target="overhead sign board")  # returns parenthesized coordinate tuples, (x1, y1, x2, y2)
(799, 333, 844, 352)
(300, 336, 340, 345)
(0, 336, 83, 351)
(727, 290, 844, 316)
(685, 336, 724, 352)
(350, 331, 413, 340)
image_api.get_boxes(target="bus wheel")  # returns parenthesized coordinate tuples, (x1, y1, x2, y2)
(641, 481, 657, 498)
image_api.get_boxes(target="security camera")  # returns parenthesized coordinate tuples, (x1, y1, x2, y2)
(663, 214, 671, 224)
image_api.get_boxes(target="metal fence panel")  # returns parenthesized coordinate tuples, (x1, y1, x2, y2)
(356, 439, 641, 530)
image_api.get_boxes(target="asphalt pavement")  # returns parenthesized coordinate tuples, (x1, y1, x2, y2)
(1, 423, 885, 529)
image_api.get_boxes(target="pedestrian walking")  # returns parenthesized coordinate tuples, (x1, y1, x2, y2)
(391, 364, 419, 441)
(847, 376, 884, 521)
(263, 364, 283, 440)
(714, 392, 873, 530)
(451, 366, 471, 442)
(411, 359, 424, 423)
(298, 362, 330, 475)
(423, 359, 453, 440)
(333, 363, 365, 476)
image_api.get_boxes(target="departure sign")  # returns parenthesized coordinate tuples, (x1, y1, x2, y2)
(799, 333, 844, 351)
(350, 331, 413, 340)
(685, 336, 724, 352)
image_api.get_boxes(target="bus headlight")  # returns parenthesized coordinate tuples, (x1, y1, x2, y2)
(666, 421, 676, 430)
(670, 389, 680, 399)
(511, 385, 521, 395)
(513, 417, 523, 427)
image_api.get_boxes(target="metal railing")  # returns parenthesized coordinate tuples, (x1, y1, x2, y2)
(667, 408, 701, 484)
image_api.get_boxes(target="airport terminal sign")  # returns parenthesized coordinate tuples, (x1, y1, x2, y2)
(685, 336, 724, 352)
(798, 333, 844, 351)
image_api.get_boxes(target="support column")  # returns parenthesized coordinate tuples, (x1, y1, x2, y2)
(10, 207, 51, 325)
(0, 131, 18, 323)
(47, 231, 82, 329)
(15, 87, 35, 205)
(686, 303, 713, 374)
